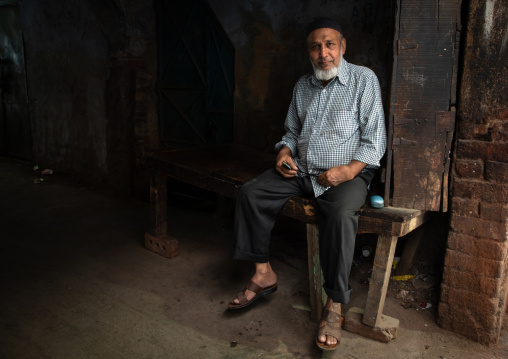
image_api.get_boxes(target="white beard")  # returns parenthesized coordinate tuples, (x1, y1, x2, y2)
(311, 51, 343, 81)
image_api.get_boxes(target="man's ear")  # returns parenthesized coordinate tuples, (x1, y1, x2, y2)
(341, 37, 347, 55)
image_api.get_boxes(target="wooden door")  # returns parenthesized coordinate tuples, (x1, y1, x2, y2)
(384, 0, 460, 211)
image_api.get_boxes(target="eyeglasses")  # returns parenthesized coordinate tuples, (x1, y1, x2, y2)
(282, 161, 321, 177)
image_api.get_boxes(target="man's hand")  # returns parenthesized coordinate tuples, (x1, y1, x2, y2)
(276, 147, 297, 178)
(317, 161, 367, 187)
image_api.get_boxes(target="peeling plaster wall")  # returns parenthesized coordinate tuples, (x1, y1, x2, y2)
(208, 0, 394, 151)
(18, 0, 158, 194)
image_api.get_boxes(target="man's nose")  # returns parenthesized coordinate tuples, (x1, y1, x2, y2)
(319, 46, 327, 58)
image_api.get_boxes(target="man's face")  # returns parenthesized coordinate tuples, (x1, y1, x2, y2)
(307, 28, 346, 71)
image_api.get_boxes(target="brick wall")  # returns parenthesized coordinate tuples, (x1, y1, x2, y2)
(438, 0, 508, 345)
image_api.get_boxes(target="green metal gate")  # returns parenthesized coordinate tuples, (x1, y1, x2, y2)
(0, 0, 32, 160)
(156, 0, 234, 147)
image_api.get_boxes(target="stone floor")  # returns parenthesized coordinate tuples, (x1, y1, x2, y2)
(0, 156, 506, 359)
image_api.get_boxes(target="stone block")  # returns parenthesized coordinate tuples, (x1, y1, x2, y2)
(456, 140, 508, 163)
(447, 232, 507, 261)
(455, 159, 484, 179)
(451, 197, 480, 217)
(443, 249, 501, 278)
(485, 161, 508, 183)
(490, 119, 508, 142)
(453, 178, 508, 203)
(344, 307, 399, 343)
(480, 202, 508, 223)
(451, 215, 506, 241)
(144, 232, 179, 258)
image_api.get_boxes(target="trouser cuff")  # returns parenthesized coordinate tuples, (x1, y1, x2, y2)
(324, 284, 352, 304)
(231, 248, 269, 263)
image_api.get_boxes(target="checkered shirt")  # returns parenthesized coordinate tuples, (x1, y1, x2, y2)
(275, 59, 387, 197)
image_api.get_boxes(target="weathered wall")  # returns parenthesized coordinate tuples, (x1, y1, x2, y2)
(16, 0, 391, 192)
(18, 0, 158, 195)
(438, 0, 508, 345)
(208, 0, 394, 151)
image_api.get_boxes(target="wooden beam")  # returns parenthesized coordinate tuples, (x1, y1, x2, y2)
(150, 171, 167, 236)
(306, 223, 326, 322)
(363, 234, 398, 327)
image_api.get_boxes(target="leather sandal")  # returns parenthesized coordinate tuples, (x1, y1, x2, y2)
(316, 305, 341, 351)
(228, 280, 278, 310)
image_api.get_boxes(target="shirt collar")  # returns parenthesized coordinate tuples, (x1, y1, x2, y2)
(310, 58, 350, 87)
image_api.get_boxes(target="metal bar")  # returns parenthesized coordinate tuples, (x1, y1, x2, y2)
(161, 89, 207, 144)
(0, 1, 18, 6)
(209, 27, 234, 97)
(165, 1, 206, 86)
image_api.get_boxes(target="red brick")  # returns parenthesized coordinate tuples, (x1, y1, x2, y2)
(485, 161, 508, 183)
(477, 238, 507, 262)
(448, 288, 498, 325)
(451, 197, 479, 217)
(488, 109, 508, 142)
(458, 111, 508, 142)
(451, 214, 507, 241)
(456, 139, 508, 162)
(480, 202, 508, 223)
(442, 268, 499, 297)
(438, 287, 500, 344)
(447, 232, 507, 261)
(490, 121, 508, 142)
(444, 249, 502, 278)
(457, 122, 490, 141)
(440, 283, 450, 303)
(453, 178, 508, 203)
(454, 159, 484, 179)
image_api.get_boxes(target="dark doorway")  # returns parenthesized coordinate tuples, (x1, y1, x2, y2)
(156, 0, 234, 148)
(0, 1, 32, 160)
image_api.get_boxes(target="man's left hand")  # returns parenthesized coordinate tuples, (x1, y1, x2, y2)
(317, 161, 367, 187)
(317, 166, 355, 187)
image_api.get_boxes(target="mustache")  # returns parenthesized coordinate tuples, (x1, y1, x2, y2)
(310, 52, 343, 81)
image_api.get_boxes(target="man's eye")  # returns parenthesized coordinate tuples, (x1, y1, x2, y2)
(327, 43, 336, 48)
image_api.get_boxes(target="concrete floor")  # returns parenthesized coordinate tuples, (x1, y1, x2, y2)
(1, 156, 506, 359)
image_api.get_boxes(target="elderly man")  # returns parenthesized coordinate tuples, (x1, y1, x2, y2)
(228, 17, 386, 350)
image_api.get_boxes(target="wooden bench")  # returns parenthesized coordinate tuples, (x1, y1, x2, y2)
(143, 144, 432, 342)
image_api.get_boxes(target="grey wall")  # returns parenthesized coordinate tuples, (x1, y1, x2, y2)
(14, 0, 392, 194)
(209, 0, 394, 150)
(18, 0, 158, 194)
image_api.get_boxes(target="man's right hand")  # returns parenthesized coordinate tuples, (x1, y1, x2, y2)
(276, 147, 297, 178)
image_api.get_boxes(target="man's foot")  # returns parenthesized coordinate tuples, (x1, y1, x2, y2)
(228, 280, 278, 309)
(316, 298, 341, 351)
(228, 262, 277, 309)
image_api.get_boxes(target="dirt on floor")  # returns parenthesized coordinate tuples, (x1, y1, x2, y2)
(0, 156, 506, 359)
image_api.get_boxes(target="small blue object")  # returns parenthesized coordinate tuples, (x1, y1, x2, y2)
(370, 195, 384, 208)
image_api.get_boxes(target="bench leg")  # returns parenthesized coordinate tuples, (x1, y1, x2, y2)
(343, 234, 399, 343)
(149, 171, 167, 236)
(363, 234, 398, 327)
(306, 223, 326, 322)
(146, 171, 178, 258)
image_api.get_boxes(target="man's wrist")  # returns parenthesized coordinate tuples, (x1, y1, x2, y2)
(345, 161, 367, 178)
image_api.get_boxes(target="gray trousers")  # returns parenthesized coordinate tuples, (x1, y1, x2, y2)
(232, 168, 374, 304)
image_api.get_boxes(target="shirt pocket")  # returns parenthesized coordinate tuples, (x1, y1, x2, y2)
(322, 109, 359, 142)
